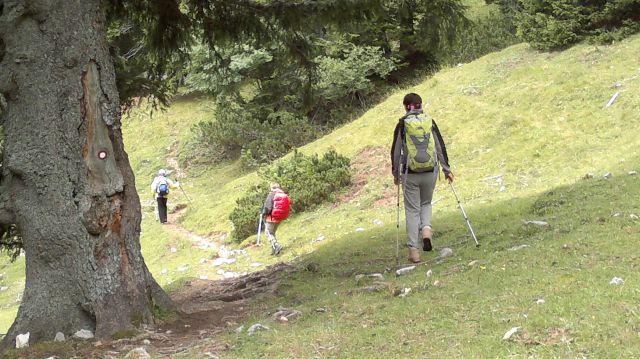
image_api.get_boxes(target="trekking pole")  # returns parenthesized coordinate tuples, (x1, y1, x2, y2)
(449, 182, 480, 247)
(395, 181, 401, 266)
(256, 213, 263, 246)
(179, 186, 193, 204)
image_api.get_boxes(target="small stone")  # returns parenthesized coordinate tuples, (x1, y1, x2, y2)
(502, 327, 519, 340)
(536, 298, 545, 304)
(610, 277, 624, 285)
(508, 244, 529, 251)
(630, 214, 639, 220)
(315, 235, 326, 242)
(613, 212, 622, 217)
(0, 286, 8, 291)
(170, 247, 177, 253)
(603, 172, 613, 179)
(355, 227, 365, 232)
(398, 287, 412, 298)
(439, 247, 454, 258)
(199, 275, 209, 280)
(562, 244, 571, 250)
(433, 280, 441, 287)
(15, 332, 29, 348)
(373, 219, 383, 225)
(142, 339, 151, 345)
(315, 308, 327, 313)
(165, 330, 172, 334)
(250, 262, 262, 267)
(247, 323, 269, 335)
(93, 341, 103, 347)
(235, 325, 245, 333)
(160, 269, 168, 275)
(629, 171, 638, 176)
(499, 186, 506, 192)
(73, 329, 94, 339)
(54, 332, 65, 342)
(395, 266, 416, 276)
(468, 260, 478, 267)
(426, 269, 433, 277)
(124, 347, 151, 359)
(176, 265, 189, 272)
(523, 220, 550, 228)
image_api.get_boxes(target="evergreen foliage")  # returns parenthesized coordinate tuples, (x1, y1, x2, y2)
(229, 150, 351, 241)
(494, 0, 640, 51)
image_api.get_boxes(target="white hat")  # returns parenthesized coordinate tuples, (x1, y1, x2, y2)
(158, 169, 166, 176)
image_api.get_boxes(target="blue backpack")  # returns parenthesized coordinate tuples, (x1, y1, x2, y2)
(157, 180, 169, 197)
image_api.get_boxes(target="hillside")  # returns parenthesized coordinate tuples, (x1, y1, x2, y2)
(1, 33, 639, 357)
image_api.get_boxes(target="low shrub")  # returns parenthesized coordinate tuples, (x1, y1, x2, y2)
(229, 150, 351, 241)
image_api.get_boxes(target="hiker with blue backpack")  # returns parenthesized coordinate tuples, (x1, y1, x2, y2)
(391, 93, 454, 263)
(151, 169, 180, 224)
(260, 182, 290, 255)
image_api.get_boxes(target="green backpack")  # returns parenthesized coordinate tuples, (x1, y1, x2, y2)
(404, 114, 435, 172)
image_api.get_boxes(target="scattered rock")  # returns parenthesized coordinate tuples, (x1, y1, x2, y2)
(439, 247, 454, 258)
(613, 212, 622, 217)
(273, 308, 302, 322)
(502, 327, 520, 340)
(536, 299, 545, 304)
(355, 227, 365, 232)
(314, 235, 326, 243)
(160, 269, 168, 275)
(247, 323, 269, 335)
(610, 277, 624, 285)
(373, 219, 383, 225)
(523, 220, 550, 228)
(212, 258, 236, 266)
(250, 262, 262, 267)
(355, 273, 385, 283)
(170, 247, 177, 253)
(603, 172, 613, 179)
(499, 186, 506, 192)
(433, 280, 441, 287)
(0, 286, 8, 291)
(629, 171, 638, 176)
(583, 173, 594, 179)
(54, 332, 65, 342)
(397, 287, 412, 298)
(176, 265, 189, 272)
(426, 269, 433, 277)
(15, 332, 29, 348)
(234, 325, 245, 333)
(468, 260, 478, 267)
(124, 347, 151, 359)
(630, 214, 639, 220)
(562, 244, 571, 250)
(315, 307, 327, 313)
(395, 266, 416, 276)
(73, 329, 94, 339)
(142, 339, 151, 345)
(508, 244, 529, 251)
(199, 275, 209, 280)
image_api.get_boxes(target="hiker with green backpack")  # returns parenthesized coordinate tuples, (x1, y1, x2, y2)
(391, 93, 454, 263)
(150, 169, 180, 224)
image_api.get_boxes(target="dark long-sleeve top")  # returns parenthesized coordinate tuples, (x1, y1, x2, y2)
(262, 191, 275, 215)
(390, 109, 451, 178)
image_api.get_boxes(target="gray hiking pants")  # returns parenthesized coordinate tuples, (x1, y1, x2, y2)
(265, 221, 280, 247)
(403, 171, 438, 249)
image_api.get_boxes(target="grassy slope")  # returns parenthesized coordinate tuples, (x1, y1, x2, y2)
(217, 36, 640, 357)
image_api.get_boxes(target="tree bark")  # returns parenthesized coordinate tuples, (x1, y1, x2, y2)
(0, 0, 173, 349)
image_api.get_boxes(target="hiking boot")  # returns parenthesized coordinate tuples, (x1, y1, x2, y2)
(271, 243, 283, 256)
(408, 247, 421, 263)
(422, 226, 433, 252)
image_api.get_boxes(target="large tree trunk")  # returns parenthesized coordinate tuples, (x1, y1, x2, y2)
(0, 0, 173, 349)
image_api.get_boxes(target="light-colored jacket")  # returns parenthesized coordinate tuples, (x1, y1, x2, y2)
(150, 175, 178, 199)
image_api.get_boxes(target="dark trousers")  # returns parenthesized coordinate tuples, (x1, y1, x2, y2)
(157, 197, 168, 223)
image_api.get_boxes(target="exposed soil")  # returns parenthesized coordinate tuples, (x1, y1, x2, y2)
(337, 146, 395, 207)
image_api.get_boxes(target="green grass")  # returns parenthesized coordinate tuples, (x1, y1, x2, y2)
(0, 29, 639, 359)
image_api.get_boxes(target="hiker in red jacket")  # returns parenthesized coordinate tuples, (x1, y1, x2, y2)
(261, 182, 290, 255)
